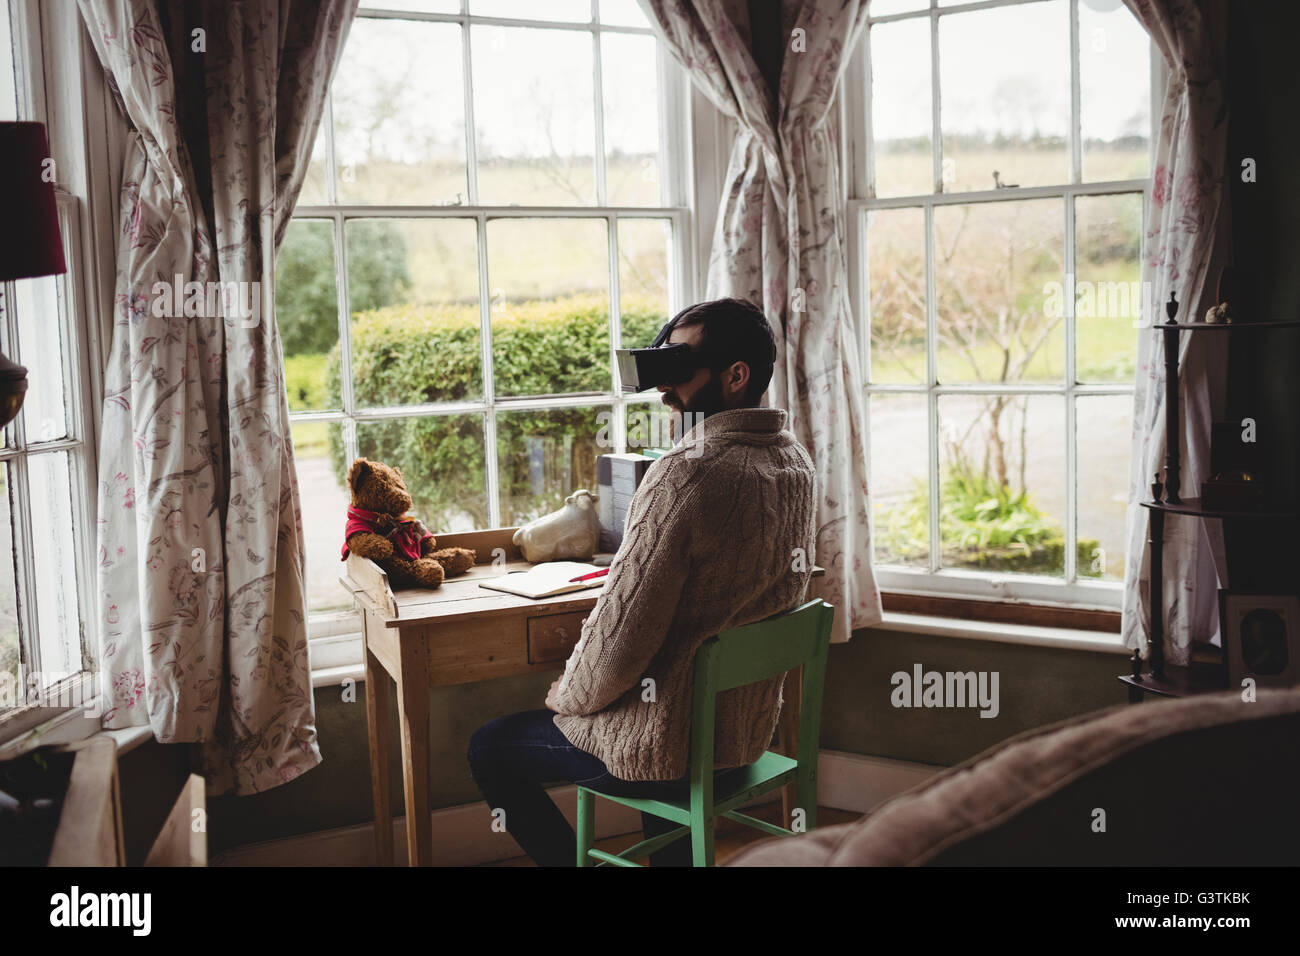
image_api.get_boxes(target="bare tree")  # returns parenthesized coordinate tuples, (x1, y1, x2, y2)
(870, 202, 1063, 493)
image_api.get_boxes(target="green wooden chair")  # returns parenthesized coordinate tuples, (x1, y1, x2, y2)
(575, 597, 835, 867)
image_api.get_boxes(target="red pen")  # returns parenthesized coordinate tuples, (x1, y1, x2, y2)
(569, 568, 609, 583)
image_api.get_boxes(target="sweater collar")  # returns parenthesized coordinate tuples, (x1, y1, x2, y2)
(676, 406, 789, 448)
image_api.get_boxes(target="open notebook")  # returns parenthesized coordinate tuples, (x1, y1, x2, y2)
(478, 561, 608, 599)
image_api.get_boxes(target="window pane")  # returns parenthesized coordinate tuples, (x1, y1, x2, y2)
(333, 19, 467, 205)
(297, 119, 330, 205)
(622, 401, 676, 453)
(937, 394, 1066, 576)
(277, 220, 340, 412)
(935, 199, 1065, 384)
(15, 273, 67, 442)
(866, 206, 926, 385)
(602, 32, 663, 206)
(28, 452, 83, 677)
(600, 0, 650, 28)
(472, 0, 592, 21)
(1074, 193, 1142, 383)
(487, 219, 610, 397)
(939, 1, 1070, 191)
(0, 464, 18, 692)
(357, 414, 489, 533)
(294, 421, 353, 613)
(497, 405, 606, 525)
(472, 26, 597, 205)
(869, 17, 932, 198)
(1076, 394, 1131, 582)
(361, 0, 459, 12)
(1080, 0, 1151, 182)
(869, 393, 929, 568)
(347, 218, 482, 408)
(617, 218, 672, 351)
(871, 0, 929, 14)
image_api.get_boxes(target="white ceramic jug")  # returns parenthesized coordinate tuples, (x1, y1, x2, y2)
(512, 489, 602, 563)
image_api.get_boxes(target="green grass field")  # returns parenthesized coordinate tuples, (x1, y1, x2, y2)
(864, 158, 1146, 388)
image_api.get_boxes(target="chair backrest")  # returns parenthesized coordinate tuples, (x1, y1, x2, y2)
(687, 598, 835, 787)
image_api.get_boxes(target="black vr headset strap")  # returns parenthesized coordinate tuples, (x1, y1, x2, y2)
(649, 318, 718, 368)
(650, 319, 674, 349)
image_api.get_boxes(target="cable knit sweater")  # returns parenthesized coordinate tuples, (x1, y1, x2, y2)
(551, 406, 817, 781)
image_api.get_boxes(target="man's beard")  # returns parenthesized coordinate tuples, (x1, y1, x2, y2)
(665, 372, 727, 441)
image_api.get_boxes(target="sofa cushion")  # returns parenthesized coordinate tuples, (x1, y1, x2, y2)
(728, 688, 1300, 866)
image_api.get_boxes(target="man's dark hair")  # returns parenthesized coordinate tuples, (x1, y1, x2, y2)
(663, 297, 777, 407)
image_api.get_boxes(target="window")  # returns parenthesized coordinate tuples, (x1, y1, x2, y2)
(279, 1, 694, 621)
(849, 0, 1156, 607)
(0, 1, 97, 701)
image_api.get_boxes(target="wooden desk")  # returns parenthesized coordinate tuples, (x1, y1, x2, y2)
(341, 526, 825, 866)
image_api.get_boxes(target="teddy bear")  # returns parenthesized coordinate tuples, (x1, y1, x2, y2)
(341, 457, 477, 589)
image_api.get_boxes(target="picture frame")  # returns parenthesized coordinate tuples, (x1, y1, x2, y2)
(1218, 591, 1300, 690)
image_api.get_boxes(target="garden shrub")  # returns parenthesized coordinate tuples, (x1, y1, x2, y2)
(877, 461, 1101, 577)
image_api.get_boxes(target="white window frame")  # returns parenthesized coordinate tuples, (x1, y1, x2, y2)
(1, 0, 102, 703)
(295, 2, 704, 642)
(1, 196, 99, 690)
(843, 0, 1166, 609)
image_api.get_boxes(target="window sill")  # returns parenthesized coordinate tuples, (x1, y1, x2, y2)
(871, 610, 1129, 655)
(881, 589, 1121, 631)
(312, 663, 365, 689)
(101, 723, 154, 755)
(309, 623, 363, 688)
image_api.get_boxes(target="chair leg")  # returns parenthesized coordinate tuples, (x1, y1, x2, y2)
(576, 788, 594, 867)
(690, 812, 715, 867)
(797, 773, 818, 833)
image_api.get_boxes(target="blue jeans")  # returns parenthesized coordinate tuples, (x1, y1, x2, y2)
(467, 709, 746, 867)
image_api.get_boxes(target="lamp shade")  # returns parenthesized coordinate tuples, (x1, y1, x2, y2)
(0, 122, 66, 281)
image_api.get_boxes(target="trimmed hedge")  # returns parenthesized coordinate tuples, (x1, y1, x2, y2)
(324, 293, 665, 529)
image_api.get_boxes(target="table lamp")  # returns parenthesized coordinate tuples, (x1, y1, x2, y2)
(0, 121, 66, 428)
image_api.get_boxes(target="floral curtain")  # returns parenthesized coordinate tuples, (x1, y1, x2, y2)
(640, 0, 881, 643)
(79, 0, 357, 794)
(1120, 0, 1230, 667)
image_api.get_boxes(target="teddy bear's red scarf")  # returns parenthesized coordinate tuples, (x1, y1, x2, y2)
(341, 505, 432, 561)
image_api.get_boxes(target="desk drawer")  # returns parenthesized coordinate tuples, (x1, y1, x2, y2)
(527, 611, 589, 665)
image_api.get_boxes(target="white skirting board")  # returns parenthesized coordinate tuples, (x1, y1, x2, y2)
(212, 751, 940, 867)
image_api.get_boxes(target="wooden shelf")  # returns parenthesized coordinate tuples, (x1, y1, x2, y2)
(1128, 294, 1297, 704)
(1117, 662, 1229, 700)
(1147, 320, 1300, 330)
(1140, 497, 1300, 519)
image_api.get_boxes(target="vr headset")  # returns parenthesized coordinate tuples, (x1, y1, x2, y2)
(615, 321, 707, 393)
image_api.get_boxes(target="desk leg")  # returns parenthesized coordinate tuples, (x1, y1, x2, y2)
(396, 639, 433, 866)
(364, 631, 394, 866)
(778, 665, 803, 830)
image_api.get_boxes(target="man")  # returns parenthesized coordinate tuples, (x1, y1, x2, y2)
(467, 297, 817, 866)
